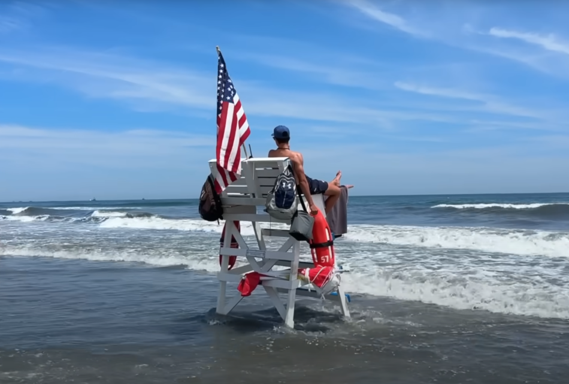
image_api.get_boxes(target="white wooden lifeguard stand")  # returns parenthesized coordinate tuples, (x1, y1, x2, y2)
(209, 156, 351, 328)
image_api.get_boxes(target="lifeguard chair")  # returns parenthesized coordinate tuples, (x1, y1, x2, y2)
(208, 156, 351, 329)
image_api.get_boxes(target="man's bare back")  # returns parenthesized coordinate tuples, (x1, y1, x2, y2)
(268, 147, 342, 191)
(268, 147, 302, 170)
(267, 125, 349, 215)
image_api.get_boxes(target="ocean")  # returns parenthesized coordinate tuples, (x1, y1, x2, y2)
(1, 192, 568, 383)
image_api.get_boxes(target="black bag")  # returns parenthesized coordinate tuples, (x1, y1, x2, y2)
(198, 174, 223, 222)
(288, 179, 314, 242)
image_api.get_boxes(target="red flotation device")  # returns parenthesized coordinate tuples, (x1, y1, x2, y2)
(309, 209, 336, 268)
(219, 221, 240, 270)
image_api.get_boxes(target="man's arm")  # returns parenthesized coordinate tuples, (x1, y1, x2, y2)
(291, 154, 316, 208)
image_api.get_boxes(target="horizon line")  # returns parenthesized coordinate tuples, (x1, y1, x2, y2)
(1, 191, 568, 204)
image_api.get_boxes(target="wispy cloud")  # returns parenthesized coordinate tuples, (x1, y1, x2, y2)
(0, 124, 214, 169)
(344, 0, 426, 37)
(463, 120, 552, 132)
(338, 1, 569, 81)
(231, 51, 388, 91)
(394, 81, 546, 121)
(0, 124, 218, 201)
(0, 1, 49, 33)
(2, 0, 569, 200)
(520, 135, 569, 150)
(3, 45, 560, 138)
(0, 16, 23, 32)
(0, 46, 469, 128)
(489, 28, 569, 56)
(0, 48, 214, 111)
(395, 82, 481, 102)
(294, 141, 569, 195)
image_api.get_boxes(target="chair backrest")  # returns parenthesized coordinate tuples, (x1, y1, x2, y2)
(208, 157, 289, 199)
(208, 157, 327, 214)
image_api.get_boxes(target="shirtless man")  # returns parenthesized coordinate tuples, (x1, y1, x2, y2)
(267, 125, 349, 215)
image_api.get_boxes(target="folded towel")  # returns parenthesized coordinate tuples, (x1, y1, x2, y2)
(326, 185, 349, 236)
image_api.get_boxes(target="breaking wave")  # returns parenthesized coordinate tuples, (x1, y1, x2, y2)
(2, 241, 568, 320)
(344, 224, 569, 258)
(4, 197, 569, 321)
(432, 203, 569, 209)
(96, 217, 569, 259)
(0, 244, 220, 271)
(342, 269, 569, 320)
(3, 208, 568, 258)
(1, 208, 161, 224)
(88, 215, 569, 258)
(431, 202, 569, 221)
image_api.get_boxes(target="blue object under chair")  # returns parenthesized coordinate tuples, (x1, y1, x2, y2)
(330, 291, 351, 302)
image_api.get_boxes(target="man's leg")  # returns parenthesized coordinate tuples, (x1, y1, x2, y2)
(306, 172, 352, 214)
(322, 171, 342, 214)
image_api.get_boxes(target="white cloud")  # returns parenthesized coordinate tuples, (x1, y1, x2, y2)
(395, 81, 482, 101)
(0, 16, 23, 32)
(0, 1, 49, 33)
(293, 141, 569, 195)
(2, 124, 568, 201)
(0, 46, 473, 127)
(489, 28, 569, 56)
(0, 123, 219, 201)
(344, 0, 426, 37)
(338, 1, 569, 80)
(521, 135, 569, 149)
(231, 51, 387, 91)
(463, 120, 552, 132)
(394, 81, 546, 121)
(0, 124, 215, 169)
(0, 49, 214, 111)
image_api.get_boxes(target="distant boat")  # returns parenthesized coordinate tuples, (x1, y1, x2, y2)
(90, 198, 96, 202)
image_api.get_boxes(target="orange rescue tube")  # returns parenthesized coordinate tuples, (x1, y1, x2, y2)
(219, 221, 239, 270)
(309, 210, 335, 268)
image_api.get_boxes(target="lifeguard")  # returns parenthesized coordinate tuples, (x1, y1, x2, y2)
(267, 125, 353, 215)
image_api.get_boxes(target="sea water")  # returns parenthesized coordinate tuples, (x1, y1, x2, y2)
(1, 193, 568, 383)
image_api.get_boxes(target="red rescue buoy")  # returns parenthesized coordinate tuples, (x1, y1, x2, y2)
(309, 210, 336, 268)
(219, 221, 240, 270)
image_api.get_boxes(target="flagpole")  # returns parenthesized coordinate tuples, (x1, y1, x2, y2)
(216, 45, 250, 160)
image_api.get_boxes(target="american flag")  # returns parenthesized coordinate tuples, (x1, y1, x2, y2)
(214, 48, 251, 194)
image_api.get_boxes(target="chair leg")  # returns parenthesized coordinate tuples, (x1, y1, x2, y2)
(216, 281, 227, 314)
(337, 284, 350, 318)
(284, 287, 297, 328)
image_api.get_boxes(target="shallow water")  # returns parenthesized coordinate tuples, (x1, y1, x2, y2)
(2, 194, 569, 382)
(1, 256, 568, 384)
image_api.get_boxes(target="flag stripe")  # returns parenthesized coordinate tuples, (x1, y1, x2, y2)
(214, 50, 250, 194)
(224, 103, 237, 168)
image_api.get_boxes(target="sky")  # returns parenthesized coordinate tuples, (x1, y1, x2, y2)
(1, 0, 569, 201)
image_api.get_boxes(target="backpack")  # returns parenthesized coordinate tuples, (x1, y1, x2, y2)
(265, 165, 298, 220)
(199, 174, 224, 222)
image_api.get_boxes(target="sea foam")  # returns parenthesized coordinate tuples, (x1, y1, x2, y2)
(432, 202, 569, 209)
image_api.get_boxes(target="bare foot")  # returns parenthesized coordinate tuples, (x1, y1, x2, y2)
(331, 170, 342, 186)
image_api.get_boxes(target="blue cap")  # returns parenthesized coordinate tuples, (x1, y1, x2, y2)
(272, 125, 290, 139)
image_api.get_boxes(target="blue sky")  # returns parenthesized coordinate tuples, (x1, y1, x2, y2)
(1, 0, 568, 201)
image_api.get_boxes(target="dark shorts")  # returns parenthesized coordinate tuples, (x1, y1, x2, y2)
(305, 176, 328, 195)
